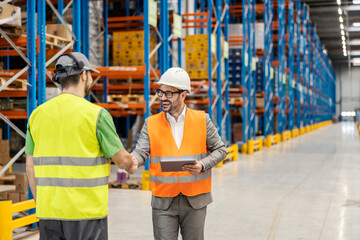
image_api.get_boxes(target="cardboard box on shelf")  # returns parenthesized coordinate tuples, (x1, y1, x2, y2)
(256, 97, 265, 109)
(0, 191, 9, 199)
(15, 173, 28, 193)
(46, 24, 73, 41)
(0, 140, 9, 153)
(233, 123, 243, 142)
(8, 192, 20, 203)
(20, 192, 28, 202)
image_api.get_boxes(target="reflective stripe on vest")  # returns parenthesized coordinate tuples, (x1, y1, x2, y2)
(147, 108, 211, 197)
(29, 94, 109, 220)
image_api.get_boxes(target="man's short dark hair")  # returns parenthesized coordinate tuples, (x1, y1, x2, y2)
(59, 72, 82, 88)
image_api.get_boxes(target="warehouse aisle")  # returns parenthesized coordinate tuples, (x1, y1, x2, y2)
(108, 122, 360, 240)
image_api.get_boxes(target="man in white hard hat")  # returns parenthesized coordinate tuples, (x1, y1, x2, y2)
(132, 67, 226, 240)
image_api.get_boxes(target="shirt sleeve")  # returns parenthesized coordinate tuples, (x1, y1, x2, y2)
(25, 123, 34, 156)
(96, 109, 124, 158)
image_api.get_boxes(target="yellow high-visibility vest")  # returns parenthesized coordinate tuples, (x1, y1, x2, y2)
(29, 93, 109, 220)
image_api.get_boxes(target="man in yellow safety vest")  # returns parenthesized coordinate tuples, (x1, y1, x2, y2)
(25, 52, 137, 239)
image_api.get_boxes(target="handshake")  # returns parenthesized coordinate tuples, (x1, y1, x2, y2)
(125, 153, 138, 174)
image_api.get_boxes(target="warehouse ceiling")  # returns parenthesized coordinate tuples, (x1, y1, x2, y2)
(302, 0, 360, 66)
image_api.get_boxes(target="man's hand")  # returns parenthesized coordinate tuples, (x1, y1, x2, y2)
(182, 160, 203, 175)
(126, 154, 138, 174)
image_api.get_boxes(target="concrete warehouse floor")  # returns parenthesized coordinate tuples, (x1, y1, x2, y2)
(13, 122, 360, 240)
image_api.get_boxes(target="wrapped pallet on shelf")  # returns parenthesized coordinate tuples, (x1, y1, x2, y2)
(113, 30, 157, 66)
(185, 34, 220, 80)
(229, 48, 242, 86)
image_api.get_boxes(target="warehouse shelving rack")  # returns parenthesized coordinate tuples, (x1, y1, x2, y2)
(294, 0, 301, 133)
(263, 0, 275, 146)
(287, 0, 295, 136)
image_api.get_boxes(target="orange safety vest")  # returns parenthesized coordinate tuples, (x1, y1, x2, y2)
(147, 108, 211, 197)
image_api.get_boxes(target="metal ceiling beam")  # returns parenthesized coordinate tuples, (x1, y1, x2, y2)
(310, 16, 360, 21)
(322, 39, 360, 46)
(350, 50, 360, 56)
(310, 5, 360, 13)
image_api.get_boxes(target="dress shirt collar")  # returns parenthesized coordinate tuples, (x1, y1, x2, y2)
(166, 105, 187, 123)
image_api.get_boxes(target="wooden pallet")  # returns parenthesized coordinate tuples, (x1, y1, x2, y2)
(109, 177, 142, 190)
(108, 94, 145, 103)
(0, 77, 28, 91)
(186, 94, 208, 100)
(1, 24, 23, 37)
(0, 174, 16, 185)
(46, 33, 71, 49)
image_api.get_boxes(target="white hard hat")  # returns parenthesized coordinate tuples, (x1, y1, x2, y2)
(158, 67, 191, 93)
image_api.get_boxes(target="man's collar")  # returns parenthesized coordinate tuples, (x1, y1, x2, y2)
(166, 105, 187, 121)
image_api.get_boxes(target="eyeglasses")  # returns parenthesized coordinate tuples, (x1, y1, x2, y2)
(156, 89, 184, 99)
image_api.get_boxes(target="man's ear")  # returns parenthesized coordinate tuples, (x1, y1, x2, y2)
(81, 71, 87, 82)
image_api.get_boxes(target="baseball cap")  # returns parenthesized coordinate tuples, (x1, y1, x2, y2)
(53, 52, 99, 83)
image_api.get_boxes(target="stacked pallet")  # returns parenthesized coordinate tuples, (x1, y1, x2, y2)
(0, 173, 29, 203)
(0, 128, 10, 176)
(0, 128, 29, 203)
(256, 58, 264, 91)
(113, 30, 157, 66)
(229, 48, 242, 86)
(185, 34, 219, 80)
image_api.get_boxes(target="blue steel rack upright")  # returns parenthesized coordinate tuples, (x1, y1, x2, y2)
(277, 0, 286, 137)
(263, 0, 274, 146)
(287, 0, 295, 134)
(241, 0, 252, 146)
(295, 0, 301, 131)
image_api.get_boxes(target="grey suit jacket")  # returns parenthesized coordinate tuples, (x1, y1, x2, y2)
(132, 109, 227, 210)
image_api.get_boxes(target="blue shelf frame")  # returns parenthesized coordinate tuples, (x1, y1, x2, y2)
(264, 0, 274, 138)
(295, 0, 301, 129)
(288, 0, 295, 131)
(242, 0, 252, 143)
(277, 0, 285, 134)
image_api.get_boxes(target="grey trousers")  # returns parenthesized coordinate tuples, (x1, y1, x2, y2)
(152, 195, 207, 240)
(39, 217, 108, 240)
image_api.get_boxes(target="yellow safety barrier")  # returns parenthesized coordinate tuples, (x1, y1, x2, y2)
(291, 128, 299, 138)
(142, 170, 150, 191)
(300, 127, 306, 135)
(241, 143, 247, 154)
(281, 130, 291, 142)
(217, 144, 239, 167)
(264, 134, 281, 147)
(305, 126, 311, 133)
(0, 199, 38, 239)
(247, 138, 263, 154)
(274, 134, 281, 144)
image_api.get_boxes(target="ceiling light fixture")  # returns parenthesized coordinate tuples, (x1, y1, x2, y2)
(337, 0, 341, 4)
(339, 16, 343, 22)
(353, 0, 360, 4)
(342, 36, 345, 41)
(341, 30, 345, 35)
(338, 8, 343, 15)
(340, 24, 344, 29)
(353, 22, 360, 27)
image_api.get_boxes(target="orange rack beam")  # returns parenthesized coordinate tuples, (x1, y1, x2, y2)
(0, 111, 27, 119)
(0, 91, 27, 98)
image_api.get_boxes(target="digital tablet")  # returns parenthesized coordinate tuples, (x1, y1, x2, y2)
(160, 159, 196, 172)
